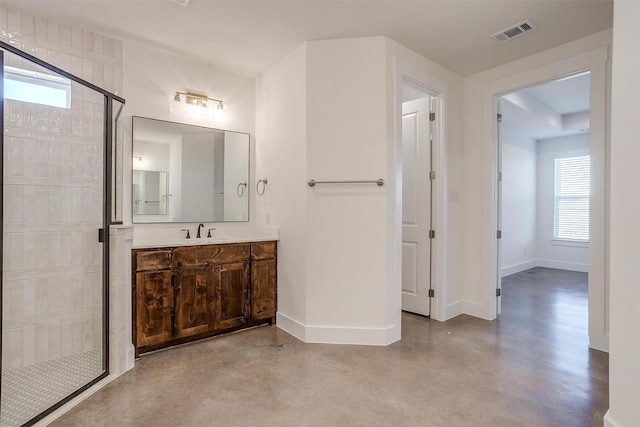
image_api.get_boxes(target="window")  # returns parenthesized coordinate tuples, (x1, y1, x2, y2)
(3, 65, 71, 108)
(554, 155, 590, 242)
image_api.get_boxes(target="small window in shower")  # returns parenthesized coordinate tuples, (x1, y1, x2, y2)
(3, 65, 71, 108)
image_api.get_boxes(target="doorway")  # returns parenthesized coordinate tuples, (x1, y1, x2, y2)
(401, 84, 436, 317)
(488, 50, 609, 352)
(497, 72, 592, 319)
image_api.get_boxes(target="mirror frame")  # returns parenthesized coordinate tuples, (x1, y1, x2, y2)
(131, 116, 250, 224)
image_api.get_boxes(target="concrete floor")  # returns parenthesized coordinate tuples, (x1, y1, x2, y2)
(51, 267, 608, 426)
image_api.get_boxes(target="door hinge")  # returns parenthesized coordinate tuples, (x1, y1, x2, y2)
(497, 230, 502, 239)
(497, 113, 502, 123)
(496, 288, 502, 297)
(429, 112, 436, 122)
(428, 289, 435, 298)
(429, 230, 435, 239)
(429, 170, 436, 180)
(497, 171, 502, 181)
(98, 228, 105, 243)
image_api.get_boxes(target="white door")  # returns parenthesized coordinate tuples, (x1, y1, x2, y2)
(401, 96, 433, 316)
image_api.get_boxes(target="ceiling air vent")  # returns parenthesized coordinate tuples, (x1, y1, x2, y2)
(169, 0, 190, 7)
(491, 19, 537, 42)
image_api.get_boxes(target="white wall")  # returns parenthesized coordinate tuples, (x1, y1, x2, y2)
(500, 128, 537, 276)
(255, 43, 308, 329)
(605, 1, 640, 426)
(305, 38, 389, 331)
(256, 36, 464, 343)
(122, 40, 256, 227)
(537, 134, 590, 272)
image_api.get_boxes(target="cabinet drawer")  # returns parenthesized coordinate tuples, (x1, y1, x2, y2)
(174, 244, 250, 267)
(135, 249, 172, 271)
(251, 241, 277, 260)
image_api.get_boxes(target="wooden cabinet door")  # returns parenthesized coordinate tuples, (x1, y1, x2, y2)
(213, 262, 250, 330)
(136, 270, 174, 347)
(175, 267, 213, 339)
(251, 259, 276, 321)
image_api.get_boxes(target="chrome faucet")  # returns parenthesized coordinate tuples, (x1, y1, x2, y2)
(196, 223, 204, 238)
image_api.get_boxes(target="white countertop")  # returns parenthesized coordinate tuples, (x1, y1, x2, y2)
(132, 226, 279, 249)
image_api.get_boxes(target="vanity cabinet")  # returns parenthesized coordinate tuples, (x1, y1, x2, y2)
(134, 250, 173, 347)
(251, 242, 277, 321)
(133, 241, 276, 356)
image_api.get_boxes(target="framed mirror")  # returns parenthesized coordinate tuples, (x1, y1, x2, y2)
(132, 116, 250, 223)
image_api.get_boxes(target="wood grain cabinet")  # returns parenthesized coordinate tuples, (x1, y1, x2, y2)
(133, 241, 276, 356)
(134, 250, 173, 347)
(251, 242, 277, 321)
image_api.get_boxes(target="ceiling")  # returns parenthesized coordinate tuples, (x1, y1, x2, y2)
(500, 72, 591, 141)
(4, 0, 613, 77)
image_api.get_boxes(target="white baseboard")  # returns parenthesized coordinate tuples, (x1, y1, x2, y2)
(276, 312, 400, 346)
(501, 260, 538, 277)
(537, 259, 589, 272)
(276, 312, 307, 341)
(445, 300, 464, 320)
(462, 300, 494, 320)
(603, 410, 623, 427)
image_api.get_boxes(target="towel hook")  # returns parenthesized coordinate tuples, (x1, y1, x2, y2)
(256, 178, 268, 196)
(236, 181, 247, 197)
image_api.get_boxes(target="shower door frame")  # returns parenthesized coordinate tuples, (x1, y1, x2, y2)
(0, 40, 125, 426)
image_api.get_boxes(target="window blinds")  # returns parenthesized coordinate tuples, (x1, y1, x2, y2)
(554, 155, 590, 242)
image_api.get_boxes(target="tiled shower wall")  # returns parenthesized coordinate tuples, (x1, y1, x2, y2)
(0, 6, 127, 373)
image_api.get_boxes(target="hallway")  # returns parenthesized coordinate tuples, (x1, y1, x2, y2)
(52, 267, 608, 426)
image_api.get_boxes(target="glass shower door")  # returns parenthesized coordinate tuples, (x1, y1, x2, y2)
(1, 47, 108, 426)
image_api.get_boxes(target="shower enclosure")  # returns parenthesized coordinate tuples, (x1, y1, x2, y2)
(0, 41, 124, 426)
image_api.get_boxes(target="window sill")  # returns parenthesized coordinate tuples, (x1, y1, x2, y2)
(551, 239, 589, 248)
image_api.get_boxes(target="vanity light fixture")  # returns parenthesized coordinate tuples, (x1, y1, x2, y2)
(173, 91, 224, 111)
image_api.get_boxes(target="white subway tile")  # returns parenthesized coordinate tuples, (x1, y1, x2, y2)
(5, 186, 24, 224)
(0, 7, 9, 32)
(103, 37, 115, 57)
(7, 329, 24, 368)
(47, 21, 59, 43)
(83, 317, 94, 351)
(22, 325, 36, 366)
(71, 27, 82, 49)
(60, 319, 73, 356)
(21, 13, 34, 35)
(59, 24, 72, 46)
(35, 186, 49, 223)
(6, 136, 24, 176)
(23, 279, 36, 318)
(60, 232, 72, 267)
(93, 34, 103, 55)
(7, 9, 21, 33)
(23, 138, 37, 176)
(36, 104, 48, 132)
(82, 30, 94, 52)
(23, 232, 36, 270)
(48, 322, 62, 359)
(82, 272, 93, 308)
(47, 49, 60, 67)
(60, 187, 73, 223)
(23, 102, 36, 129)
(36, 277, 48, 314)
(48, 187, 61, 224)
(48, 138, 61, 177)
(72, 319, 83, 353)
(35, 323, 49, 362)
(24, 187, 38, 223)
